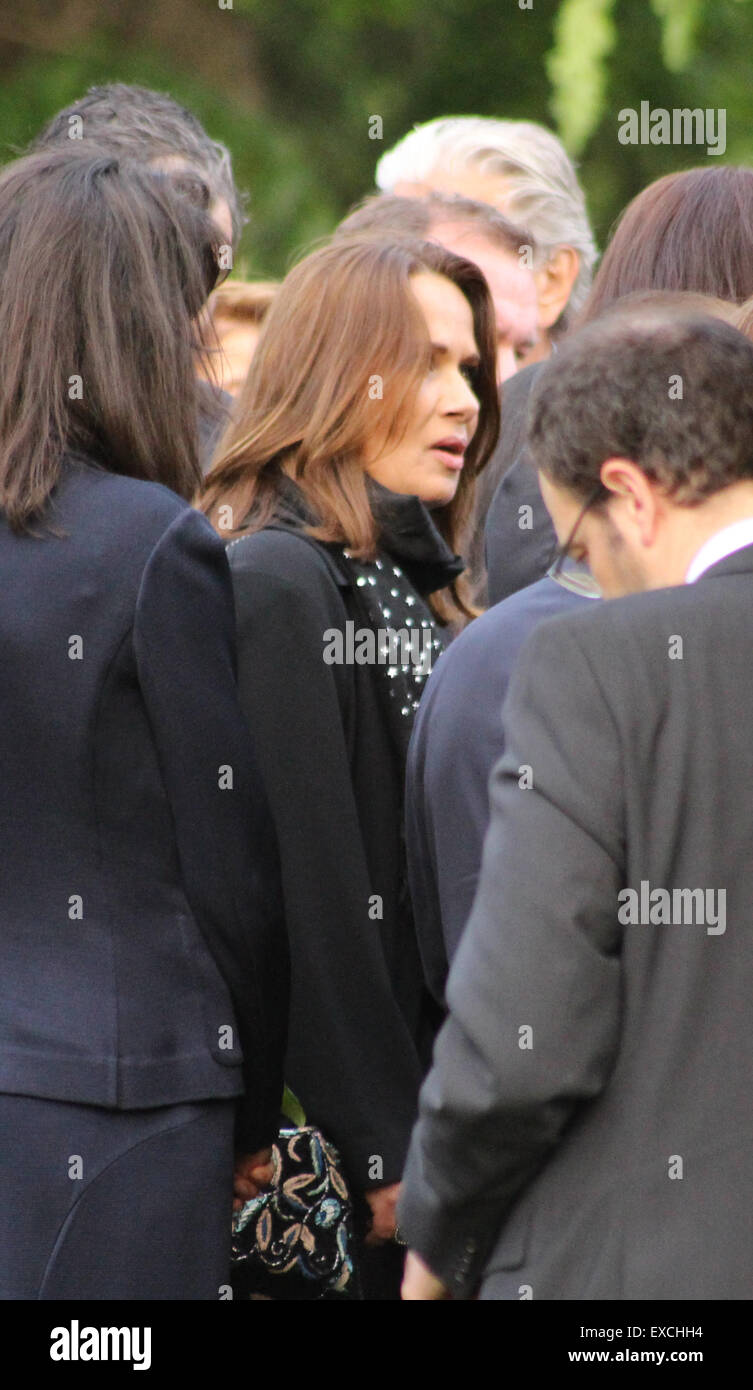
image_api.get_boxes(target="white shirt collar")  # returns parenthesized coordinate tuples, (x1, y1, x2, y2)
(685, 518, 753, 583)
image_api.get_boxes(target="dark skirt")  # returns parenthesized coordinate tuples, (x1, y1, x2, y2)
(0, 1092, 235, 1299)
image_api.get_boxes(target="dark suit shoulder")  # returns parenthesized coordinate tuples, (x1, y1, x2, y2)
(500, 359, 544, 414)
(536, 578, 724, 646)
(53, 455, 192, 554)
(420, 580, 563, 717)
(516, 580, 737, 706)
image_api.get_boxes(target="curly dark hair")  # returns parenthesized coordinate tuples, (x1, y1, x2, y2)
(528, 308, 753, 505)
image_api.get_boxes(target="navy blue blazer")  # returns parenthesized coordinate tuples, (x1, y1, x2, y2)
(0, 454, 287, 1151)
(406, 576, 589, 1005)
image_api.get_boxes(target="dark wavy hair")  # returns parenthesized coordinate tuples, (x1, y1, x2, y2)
(0, 146, 221, 532)
(529, 309, 753, 504)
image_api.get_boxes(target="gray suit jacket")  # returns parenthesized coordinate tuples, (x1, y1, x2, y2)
(399, 544, 753, 1299)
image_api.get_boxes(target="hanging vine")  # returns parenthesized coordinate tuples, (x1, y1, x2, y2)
(547, 0, 750, 155)
(546, 0, 618, 156)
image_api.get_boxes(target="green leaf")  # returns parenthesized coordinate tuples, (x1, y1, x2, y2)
(281, 1085, 307, 1127)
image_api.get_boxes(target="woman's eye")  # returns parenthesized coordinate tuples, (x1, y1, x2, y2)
(460, 363, 477, 383)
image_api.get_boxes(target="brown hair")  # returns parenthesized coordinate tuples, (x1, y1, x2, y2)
(198, 235, 500, 621)
(598, 288, 741, 328)
(733, 295, 753, 341)
(529, 310, 753, 505)
(335, 191, 533, 259)
(0, 146, 221, 532)
(579, 167, 753, 327)
(208, 279, 278, 326)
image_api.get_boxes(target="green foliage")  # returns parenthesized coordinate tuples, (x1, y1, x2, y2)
(2, 0, 753, 278)
(547, 0, 618, 155)
(649, 0, 704, 71)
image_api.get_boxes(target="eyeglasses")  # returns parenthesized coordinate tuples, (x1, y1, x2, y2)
(548, 481, 605, 582)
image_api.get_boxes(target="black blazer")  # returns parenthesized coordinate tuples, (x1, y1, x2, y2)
(399, 543, 753, 1299)
(0, 454, 287, 1152)
(226, 483, 455, 1192)
(406, 576, 588, 1004)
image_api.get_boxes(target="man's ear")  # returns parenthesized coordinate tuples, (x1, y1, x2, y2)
(600, 459, 659, 543)
(534, 247, 580, 332)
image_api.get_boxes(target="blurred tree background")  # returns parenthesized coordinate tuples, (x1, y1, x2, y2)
(0, 0, 751, 277)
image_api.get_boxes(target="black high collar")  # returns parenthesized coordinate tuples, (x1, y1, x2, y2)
(273, 474, 464, 597)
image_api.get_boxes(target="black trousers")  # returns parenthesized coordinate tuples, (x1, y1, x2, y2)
(0, 1092, 236, 1299)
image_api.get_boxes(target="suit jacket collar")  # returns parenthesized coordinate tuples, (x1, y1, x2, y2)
(696, 541, 753, 580)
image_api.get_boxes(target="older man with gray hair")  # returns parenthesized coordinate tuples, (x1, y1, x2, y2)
(376, 116, 596, 362)
(376, 117, 597, 605)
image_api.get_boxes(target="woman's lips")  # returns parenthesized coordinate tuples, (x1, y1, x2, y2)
(431, 444, 465, 470)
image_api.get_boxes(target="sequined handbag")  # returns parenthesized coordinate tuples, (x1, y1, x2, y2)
(230, 1126, 358, 1300)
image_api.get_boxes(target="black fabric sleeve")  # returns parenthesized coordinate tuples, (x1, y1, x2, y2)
(397, 616, 624, 1294)
(229, 535, 425, 1191)
(133, 506, 289, 1153)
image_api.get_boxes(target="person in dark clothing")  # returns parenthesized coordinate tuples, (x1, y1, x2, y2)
(199, 234, 500, 1295)
(0, 149, 288, 1299)
(478, 362, 551, 604)
(32, 82, 241, 478)
(406, 562, 596, 1007)
(484, 432, 555, 603)
(484, 290, 743, 606)
(400, 307, 753, 1301)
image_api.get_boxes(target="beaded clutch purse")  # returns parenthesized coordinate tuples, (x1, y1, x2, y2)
(230, 1126, 357, 1300)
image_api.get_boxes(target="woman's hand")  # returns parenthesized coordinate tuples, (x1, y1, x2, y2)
(364, 1181, 401, 1245)
(233, 1146, 275, 1212)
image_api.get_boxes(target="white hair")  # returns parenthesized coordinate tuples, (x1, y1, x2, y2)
(375, 116, 597, 329)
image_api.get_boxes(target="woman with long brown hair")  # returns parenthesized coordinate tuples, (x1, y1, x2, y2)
(0, 146, 287, 1299)
(199, 235, 499, 1297)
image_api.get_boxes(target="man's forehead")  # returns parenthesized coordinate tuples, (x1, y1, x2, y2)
(431, 223, 533, 292)
(420, 166, 511, 208)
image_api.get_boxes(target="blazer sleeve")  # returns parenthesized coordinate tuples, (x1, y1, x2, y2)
(397, 615, 625, 1294)
(485, 448, 557, 605)
(406, 641, 510, 1000)
(133, 505, 289, 1153)
(229, 537, 425, 1191)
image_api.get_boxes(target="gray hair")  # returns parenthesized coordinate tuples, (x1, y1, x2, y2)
(376, 116, 597, 331)
(32, 83, 245, 246)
